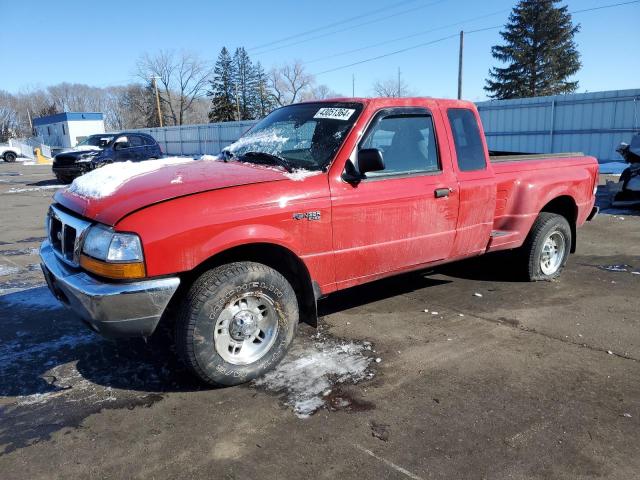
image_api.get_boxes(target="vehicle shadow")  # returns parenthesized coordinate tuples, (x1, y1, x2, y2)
(0, 287, 205, 400)
(26, 179, 65, 187)
(319, 271, 451, 316)
(434, 251, 529, 282)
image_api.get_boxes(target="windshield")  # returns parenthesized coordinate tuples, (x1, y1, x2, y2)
(224, 102, 364, 171)
(77, 135, 114, 148)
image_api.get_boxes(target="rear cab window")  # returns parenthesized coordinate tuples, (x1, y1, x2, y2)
(447, 108, 486, 171)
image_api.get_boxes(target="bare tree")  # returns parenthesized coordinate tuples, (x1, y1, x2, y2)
(372, 77, 416, 98)
(137, 50, 212, 125)
(301, 84, 342, 101)
(268, 61, 314, 107)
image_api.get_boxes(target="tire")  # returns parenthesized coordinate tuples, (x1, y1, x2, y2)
(522, 212, 572, 281)
(4, 151, 17, 162)
(55, 173, 74, 184)
(176, 262, 298, 386)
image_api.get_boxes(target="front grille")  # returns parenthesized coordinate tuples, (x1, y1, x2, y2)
(47, 205, 92, 267)
(54, 155, 78, 166)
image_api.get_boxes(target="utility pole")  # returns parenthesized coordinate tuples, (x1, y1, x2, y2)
(352, 74, 355, 97)
(234, 82, 241, 121)
(397, 67, 401, 97)
(457, 30, 464, 100)
(152, 76, 163, 127)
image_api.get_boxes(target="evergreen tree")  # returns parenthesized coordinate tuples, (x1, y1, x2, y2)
(233, 47, 257, 120)
(485, 0, 581, 99)
(251, 62, 275, 119)
(208, 47, 237, 122)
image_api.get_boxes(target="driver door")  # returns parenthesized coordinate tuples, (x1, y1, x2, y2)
(330, 107, 459, 289)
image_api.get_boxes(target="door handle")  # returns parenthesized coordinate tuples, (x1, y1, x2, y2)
(434, 188, 451, 198)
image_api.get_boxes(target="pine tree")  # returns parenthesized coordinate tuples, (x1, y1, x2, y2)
(233, 47, 257, 120)
(208, 47, 237, 122)
(485, 0, 581, 99)
(251, 62, 275, 119)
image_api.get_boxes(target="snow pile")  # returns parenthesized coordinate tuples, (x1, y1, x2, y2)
(6, 185, 65, 194)
(199, 154, 219, 161)
(284, 169, 323, 181)
(253, 336, 373, 418)
(68, 157, 194, 199)
(0, 265, 20, 276)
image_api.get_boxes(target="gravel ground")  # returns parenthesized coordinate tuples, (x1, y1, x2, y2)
(0, 163, 639, 479)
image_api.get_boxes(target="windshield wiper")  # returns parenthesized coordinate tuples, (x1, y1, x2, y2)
(240, 151, 294, 173)
(219, 149, 235, 162)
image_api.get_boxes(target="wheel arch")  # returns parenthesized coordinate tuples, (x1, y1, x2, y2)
(540, 195, 578, 252)
(178, 242, 318, 327)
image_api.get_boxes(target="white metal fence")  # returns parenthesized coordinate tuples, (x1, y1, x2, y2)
(135, 120, 258, 157)
(476, 88, 640, 163)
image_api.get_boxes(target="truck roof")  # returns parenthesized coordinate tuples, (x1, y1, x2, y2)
(300, 96, 477, 110)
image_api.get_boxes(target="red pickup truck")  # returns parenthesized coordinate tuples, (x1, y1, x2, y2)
(40, 97, 599, 385)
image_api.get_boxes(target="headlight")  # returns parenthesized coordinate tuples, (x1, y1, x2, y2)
(80, 225, 145, 279)
(78, 152, 100, 163)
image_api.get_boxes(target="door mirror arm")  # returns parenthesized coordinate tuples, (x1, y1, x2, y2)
(341, 160, 365, 185)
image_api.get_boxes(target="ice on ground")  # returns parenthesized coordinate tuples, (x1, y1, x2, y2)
(284, 169, 323, 181)
(0, 332, 96, 365)
(0, 286, 62, 309)
(68, 157, 194, 199)
(253, 335, 374, 418)
(0, 264, 20, 276)
(599, 264, 632, 272)
(6, 185, 65, 193)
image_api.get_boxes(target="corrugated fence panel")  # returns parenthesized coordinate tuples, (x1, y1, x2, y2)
(477, 88, 640, 163)
(135, 120, 258, 157)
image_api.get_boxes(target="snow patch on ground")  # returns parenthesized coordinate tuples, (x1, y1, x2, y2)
(253, 335, 374, 418)
(0, 264, 20, 276)
(0, 332, 96, 365)
(284, 169, 323, 181)
(0, 286, 62, 309)
(68, 157, 194, 199)
(6, 184, 65, 193)
(199, 154, 219, 161)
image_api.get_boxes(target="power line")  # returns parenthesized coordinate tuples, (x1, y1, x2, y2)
(248, 0, 420, 51)
(313, 0, 640, 76)
(304, 9, 509, 65)
(252, 0, 447, 56)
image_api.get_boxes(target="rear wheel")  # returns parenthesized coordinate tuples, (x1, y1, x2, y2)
(4, 151, 17, 162)
(175, 262, 298, 386)
(521, 213, 572, 281)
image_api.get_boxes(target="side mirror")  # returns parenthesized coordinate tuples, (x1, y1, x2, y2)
(358, 148, 385, 174)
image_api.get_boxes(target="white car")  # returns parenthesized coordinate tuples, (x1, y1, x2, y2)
(0, 144, 22, 162)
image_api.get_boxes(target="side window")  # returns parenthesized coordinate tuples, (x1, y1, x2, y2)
(129, 136, 144, 147)
(360, 112, 440, 176)
(447, 108, 486, 171)
(144, 136, 156, 146)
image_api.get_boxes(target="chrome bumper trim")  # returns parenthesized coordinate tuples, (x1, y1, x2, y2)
(40, 240, 180, 337)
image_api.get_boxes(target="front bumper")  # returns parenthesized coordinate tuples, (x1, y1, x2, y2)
(40, 241, 180, 338)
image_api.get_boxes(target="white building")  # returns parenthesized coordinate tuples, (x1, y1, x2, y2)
(33, 112, 105, 148)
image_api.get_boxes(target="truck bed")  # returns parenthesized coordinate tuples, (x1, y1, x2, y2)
(489, 151, 584, 163)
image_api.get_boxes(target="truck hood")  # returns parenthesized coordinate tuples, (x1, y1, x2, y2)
(54, 158, 293, 225)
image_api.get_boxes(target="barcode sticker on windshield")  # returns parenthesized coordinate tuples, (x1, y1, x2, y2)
(313, 107, 356, 121)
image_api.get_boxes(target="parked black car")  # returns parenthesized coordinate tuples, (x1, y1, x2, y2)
(52, 132, 163, 183)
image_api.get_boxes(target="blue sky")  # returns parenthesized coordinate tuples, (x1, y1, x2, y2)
(1, 0, 638, 101)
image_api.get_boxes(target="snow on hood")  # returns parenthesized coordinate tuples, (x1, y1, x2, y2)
(68, 157, 195, 199)
(60, 145, 103, 154)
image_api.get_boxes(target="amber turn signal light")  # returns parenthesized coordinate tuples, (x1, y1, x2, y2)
(80, 254, 146, 280)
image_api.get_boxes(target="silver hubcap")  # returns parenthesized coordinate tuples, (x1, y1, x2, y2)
(540, 230, 566, 275)
(214, 292, 279, 365)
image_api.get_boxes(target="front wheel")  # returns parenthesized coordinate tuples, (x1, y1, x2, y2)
(521, 213, 572, 281)
(175, 262, 298, 386)
(4, 151, 17, 162)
